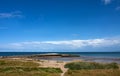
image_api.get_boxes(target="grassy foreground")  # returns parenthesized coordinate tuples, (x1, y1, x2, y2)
(1, 59, 120, 76)
(65, 62, 119, 70)
(0, 59, 39, 67)
(64, 62, 120, 76)
(0, 59, 62, 76)
(65, 69, 120, 76)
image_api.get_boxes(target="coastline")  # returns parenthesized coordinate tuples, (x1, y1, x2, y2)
(1, 55, 120, 76)
(1, 52, 120, 64)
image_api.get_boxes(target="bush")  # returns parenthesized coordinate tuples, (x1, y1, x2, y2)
(65, 69, 120, 76)
(105, 62, 119, 69)
(64, 62, 119, 70)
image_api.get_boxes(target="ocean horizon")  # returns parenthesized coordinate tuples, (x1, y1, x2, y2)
(0, 52, 120, 57)
(1, 52, 120, 63)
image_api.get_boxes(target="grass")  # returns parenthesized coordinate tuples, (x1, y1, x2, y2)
(0, 67, 62, 73)
(65, 69, 120, 76)
(0, 72, 60, 76)
(0, 59, 62, 76)
(64, 62, 120, 76)
(1, 59, 119, 76)
(0, 59, 39, 67)
(65, 62, 119, 70)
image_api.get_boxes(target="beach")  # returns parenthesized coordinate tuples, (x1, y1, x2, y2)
(0, 53, 120, 76)
(1, 53, 120, 76)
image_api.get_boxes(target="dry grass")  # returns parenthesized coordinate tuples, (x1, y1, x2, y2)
(0, 59, 39, 67)
(65, 62, 119, 70)
(0, 59, 62, 76)
(64, 62, 120, 76)
(65, 69, 120, 76)
(0, 72, 60, 76)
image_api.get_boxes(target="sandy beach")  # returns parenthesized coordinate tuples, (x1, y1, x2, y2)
(4, 57, 82, 76)
(1, 56, 120, 76)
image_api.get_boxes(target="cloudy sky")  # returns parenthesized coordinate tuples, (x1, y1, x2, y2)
(0, 0, 120, 52)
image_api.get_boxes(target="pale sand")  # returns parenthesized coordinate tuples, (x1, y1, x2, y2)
(7, 58, 82, 76)
(36, 60, 68, 76)
(35, 59, 82, 76)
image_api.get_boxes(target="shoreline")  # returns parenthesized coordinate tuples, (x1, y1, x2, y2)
(1, 57, 120, 76)
(1, 57, 120, 64)
(1, 52, 120, 64)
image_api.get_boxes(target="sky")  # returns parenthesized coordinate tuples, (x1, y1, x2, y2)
(0, 0, 120, 52)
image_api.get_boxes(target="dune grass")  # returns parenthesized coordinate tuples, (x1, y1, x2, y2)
(0, 67, 62, 76)
(65, 69, 120, 76)
(0, 72, 60, 76)
(64, 62, 120, 76)
(0, 59, 39, 67)
(65, 62, 119, 70)
(0, 59, 62, 76)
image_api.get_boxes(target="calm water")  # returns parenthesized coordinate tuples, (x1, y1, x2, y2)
(0, 52, 120, 63)
(0, 52, 120, 57)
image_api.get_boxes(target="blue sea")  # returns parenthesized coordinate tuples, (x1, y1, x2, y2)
(0, 52, 120, 64)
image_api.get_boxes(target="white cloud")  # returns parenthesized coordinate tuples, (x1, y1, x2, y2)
(102, 0, 112, 5)
(0, 38, 120, 52)
(0, 11, 23, 18)
(42, 38, 120, 48)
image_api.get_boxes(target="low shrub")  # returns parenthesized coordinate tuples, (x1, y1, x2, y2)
(64, 62, 119, 70)
(65, 69, 120, 76)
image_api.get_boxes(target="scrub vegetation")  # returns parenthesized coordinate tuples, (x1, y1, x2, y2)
(0, 59, 62, 76)
(65, 69, 120, 76)
(65, 62, 119, 70)
(64, 62, 120, 76)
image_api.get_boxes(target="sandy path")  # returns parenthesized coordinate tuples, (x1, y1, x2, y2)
(61, 67, 68, 76)
(35, 60, 68, 76)
(8, 58, 83, 76)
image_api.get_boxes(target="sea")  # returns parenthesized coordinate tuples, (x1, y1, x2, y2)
(0, 52, 120, 64)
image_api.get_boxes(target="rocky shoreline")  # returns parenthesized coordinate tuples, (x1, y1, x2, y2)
(0, 53, 80, 59)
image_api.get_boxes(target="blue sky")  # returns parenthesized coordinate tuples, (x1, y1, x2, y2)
(0, 0, 120, 52)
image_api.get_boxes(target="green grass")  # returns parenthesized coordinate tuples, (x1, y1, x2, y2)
(0, 59, 62, 76)
(0, 67, 62, 73)
(65, 62, 119, 70)
(0, 72, 60, 76)
(64, 62, 120, 76)
(65, 69, 120, 76)
(0, 59, 39, 67)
